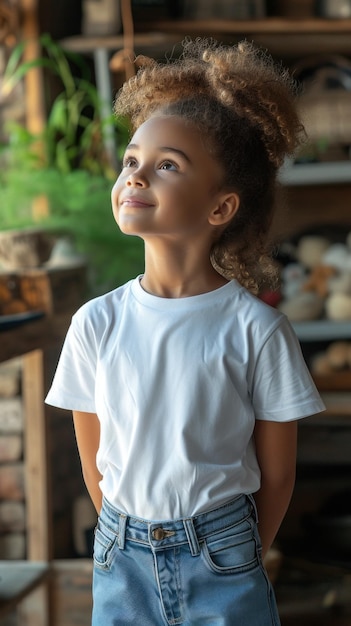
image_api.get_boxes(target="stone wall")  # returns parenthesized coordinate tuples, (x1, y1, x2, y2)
(0, 351, 92, 561)
(45, 347, 94, 559)
(0, 357, 26, 559)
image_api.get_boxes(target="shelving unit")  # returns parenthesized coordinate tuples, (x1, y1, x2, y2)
(279, 161, 351, 186)
(293, 321, 351, 342)
(138, 17, 351, 35)
(280, 102, 351, 576)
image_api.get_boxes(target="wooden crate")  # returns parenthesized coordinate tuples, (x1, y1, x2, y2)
(0, 265, 87, 316)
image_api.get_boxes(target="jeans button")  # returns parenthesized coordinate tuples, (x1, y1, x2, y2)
(152, 527, 166, 540)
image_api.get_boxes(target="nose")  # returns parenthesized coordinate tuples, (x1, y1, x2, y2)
(126, 169, 148, 188)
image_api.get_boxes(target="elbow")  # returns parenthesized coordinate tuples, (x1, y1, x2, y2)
(81, 461, 97, 479)
(81, 462, 101, 492)
(260, 464, 296, 495)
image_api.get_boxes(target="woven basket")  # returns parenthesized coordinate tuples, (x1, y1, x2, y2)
(295, 56, 351, 144)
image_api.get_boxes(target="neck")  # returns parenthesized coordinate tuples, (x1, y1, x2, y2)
(140, 240, 228, 298)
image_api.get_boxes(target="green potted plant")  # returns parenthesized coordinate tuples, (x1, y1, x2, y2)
(0, 34, 143, 295)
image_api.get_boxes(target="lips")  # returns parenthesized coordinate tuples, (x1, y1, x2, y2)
(121, 196, 153, 208)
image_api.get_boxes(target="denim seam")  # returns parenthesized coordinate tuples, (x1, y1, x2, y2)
(196, 510, 252, 540)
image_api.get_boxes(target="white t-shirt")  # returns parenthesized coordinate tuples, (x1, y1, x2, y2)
(46, 277, 324, 520)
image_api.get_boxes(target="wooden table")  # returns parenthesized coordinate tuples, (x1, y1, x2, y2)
(0, 312, 71, 363)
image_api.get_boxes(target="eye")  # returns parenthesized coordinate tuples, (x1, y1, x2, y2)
(159, 160, 178, 171)
(122, 155, 137, 168)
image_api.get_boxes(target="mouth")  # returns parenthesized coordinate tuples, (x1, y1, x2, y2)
(120, 196, 153, 208)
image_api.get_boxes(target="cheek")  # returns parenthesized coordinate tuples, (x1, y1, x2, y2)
(111, 181, 121, 224)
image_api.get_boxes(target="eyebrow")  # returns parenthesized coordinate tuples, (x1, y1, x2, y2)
(126, 143, 191, 163)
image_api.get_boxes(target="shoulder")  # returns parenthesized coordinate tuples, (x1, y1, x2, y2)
(232, 282, 287, 337)
(71, 278, 135, 334)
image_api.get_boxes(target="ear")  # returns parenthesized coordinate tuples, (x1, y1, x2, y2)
(208, 192, 240, 227)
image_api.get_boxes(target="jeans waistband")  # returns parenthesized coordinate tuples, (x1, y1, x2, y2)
(98, 494, 258, 556)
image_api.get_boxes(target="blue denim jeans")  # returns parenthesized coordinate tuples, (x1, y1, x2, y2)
(92, 495, 281, 625)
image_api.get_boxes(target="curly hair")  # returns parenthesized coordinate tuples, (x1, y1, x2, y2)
(114, 38, 305, 292)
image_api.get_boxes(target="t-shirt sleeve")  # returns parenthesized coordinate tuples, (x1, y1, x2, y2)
(251, 317, 325, 422)
(45, 308, 97, 413)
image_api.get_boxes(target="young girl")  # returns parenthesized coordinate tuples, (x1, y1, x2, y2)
(46, 38, 325, 625)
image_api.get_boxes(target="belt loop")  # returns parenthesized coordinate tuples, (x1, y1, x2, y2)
(183, 518, 200, 557)
(247, 494, 259, 524)
(118, 513, 127, 550)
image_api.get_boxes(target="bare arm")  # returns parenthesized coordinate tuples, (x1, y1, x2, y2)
(73, 411, 103, 514)
(253, 419, 298, 559)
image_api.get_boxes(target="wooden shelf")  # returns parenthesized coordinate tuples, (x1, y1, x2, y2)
(312, 372, 351, 392)
(132, 19, 351, 56)
(61, 31, 181, 54)
(62, 20, 351, 63)
(303, 409, 351, 426)
(292, 321, 351, 342)
(279, 162, 351, 186)
(318, 390, 351, 414)
(137, 18, 351, 35)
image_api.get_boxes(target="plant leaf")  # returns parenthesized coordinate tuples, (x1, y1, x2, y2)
(2, 57, 53, 96)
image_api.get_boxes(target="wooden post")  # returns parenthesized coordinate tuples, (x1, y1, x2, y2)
(20, 0, 46, 135)
(21, 350, 52, 626)
(22, 350, 51, 560)
(20, 0, 50, 219)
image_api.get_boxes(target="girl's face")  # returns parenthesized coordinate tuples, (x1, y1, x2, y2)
(112, 115, 230, 243)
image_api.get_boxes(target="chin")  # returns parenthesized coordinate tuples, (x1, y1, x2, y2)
(117, 221, 142, 237)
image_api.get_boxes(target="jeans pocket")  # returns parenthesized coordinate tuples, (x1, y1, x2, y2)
(93, 519, 118, 570)
(202, 518, 259, 575)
